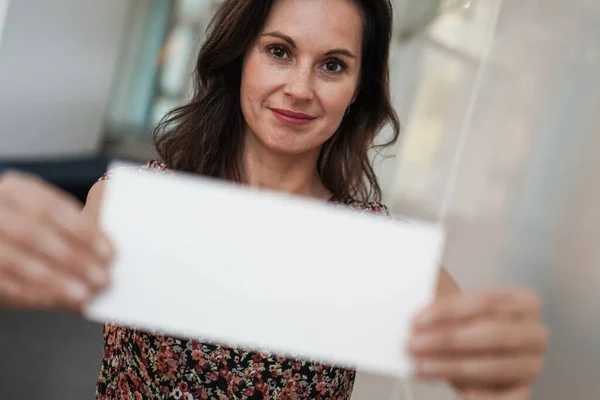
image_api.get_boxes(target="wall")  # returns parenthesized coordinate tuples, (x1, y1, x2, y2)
(0, 0, 131, 159)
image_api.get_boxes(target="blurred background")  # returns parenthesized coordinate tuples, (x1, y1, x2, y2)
(0, 0, 598, 399)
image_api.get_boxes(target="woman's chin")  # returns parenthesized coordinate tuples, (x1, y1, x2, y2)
(265, 142, 310, 156)
(255, 133, 313, 156)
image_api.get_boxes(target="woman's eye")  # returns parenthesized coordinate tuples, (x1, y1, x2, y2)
(269, 46, 289, 60)
(323, 60, 345, 74)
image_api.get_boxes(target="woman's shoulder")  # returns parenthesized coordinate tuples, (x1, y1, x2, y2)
(335, 199, 390, 216)
(98, 159, 171, 182)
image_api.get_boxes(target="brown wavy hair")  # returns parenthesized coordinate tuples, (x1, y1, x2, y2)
(153, 0, 400, 202)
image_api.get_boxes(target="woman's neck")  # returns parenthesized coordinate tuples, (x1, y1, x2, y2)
(241, 133, 332, 200)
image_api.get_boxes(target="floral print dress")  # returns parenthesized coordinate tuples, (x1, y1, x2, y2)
(95, 160, 390, 400)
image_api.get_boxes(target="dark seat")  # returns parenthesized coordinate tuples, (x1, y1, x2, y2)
(0, 155, 113, 204)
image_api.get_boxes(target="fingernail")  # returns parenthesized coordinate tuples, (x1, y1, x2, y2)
(66, 280, 89, 302)
(87, 263, 108, 286)
(95, 238, 113, 260)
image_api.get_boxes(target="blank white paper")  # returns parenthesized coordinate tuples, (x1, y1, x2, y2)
(84, 162, 445, 378)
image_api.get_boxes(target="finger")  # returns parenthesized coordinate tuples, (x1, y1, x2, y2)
(459, 384, 532, 400)
(0, 170, 83, 212)
(409, 319, 549, 355)
(415, 354, 543, 385)
(413, 289, 542, 330)
(0, 172, 114, 263)
(0, 241, 91, 311)
(0, 270, 54, 309)
(0, 203, 110, 289)
(0, 273, 31, 308)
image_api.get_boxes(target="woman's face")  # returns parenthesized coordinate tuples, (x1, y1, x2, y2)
(240, 0, 363, 156)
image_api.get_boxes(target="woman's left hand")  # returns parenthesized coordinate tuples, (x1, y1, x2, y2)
(408, 289, 549, 399)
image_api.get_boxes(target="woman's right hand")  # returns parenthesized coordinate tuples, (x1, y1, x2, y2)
(0, 170, 114, 313)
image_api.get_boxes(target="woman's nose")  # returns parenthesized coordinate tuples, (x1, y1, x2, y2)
(283, 66, 314, 101)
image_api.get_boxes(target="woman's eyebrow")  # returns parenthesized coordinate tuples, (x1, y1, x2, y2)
(325, 49, 356, 59)
(261, 31, 357, 59)
(261, 31, 296, 48)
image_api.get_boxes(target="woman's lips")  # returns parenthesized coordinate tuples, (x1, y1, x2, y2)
(270, 108, 316, 126)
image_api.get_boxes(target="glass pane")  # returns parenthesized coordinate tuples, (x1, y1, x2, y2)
(104, 0, 219, 147)
(150, 0, 218, 127)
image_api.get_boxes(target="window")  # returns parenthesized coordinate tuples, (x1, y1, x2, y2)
(103, 0, 220, 155)
(385, 0, 504, 220)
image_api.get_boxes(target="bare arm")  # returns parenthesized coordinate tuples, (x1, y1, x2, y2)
(436, 267, 460, 298)
(81, 181, 107, 222)
(434, 267, 462, 390)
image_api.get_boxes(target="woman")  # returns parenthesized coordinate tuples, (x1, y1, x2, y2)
(0, 0, 547, 399)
